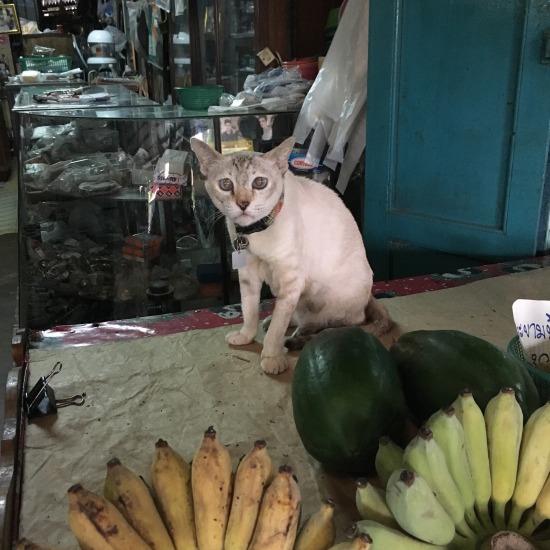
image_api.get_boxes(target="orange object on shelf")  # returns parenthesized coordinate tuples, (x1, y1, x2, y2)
(281, 58, 318, 81)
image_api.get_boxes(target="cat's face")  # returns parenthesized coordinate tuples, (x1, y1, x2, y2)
(191, 137, 295, 227)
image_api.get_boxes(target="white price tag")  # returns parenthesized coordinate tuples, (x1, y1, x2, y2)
(512, 299, 550, 368)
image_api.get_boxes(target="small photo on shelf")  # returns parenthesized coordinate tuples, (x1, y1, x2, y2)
(0, 4, 19, 34)
(220, 116, 254, 154)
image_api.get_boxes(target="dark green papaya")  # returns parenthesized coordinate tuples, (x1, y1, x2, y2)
(291, 326, 407, 475)
(389, 329, 541, 423)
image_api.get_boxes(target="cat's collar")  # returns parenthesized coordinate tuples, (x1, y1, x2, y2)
(233, 193, 284, 249)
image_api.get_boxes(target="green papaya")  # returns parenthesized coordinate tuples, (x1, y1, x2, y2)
(291, 326, 407, 475)
(389, 329, 540, 423)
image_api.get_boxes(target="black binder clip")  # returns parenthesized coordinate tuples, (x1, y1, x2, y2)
(25, 362, 87, 420)
(25, 362, 62, 419)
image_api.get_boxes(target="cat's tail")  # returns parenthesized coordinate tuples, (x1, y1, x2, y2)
(364, 296, 393, 337)
(285, 296, 393, 352)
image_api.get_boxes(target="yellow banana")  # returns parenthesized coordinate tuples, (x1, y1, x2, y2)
(518, 473, 550, 536)
(151, 438, 198, 550)
(374, 436, 403, 488)
(294, 498, 337, 550)
(67, 483, 152, 550)
(191, 425, 233, 550)
(426, 406, 484, 534)
(403, 427, 476, 539)
(508, 401, 550, 530)
(452, 389, 493, 530)
(354, 478, 399, 529)
(224, 439, 274, 550)
(385, 468, 456, 545)
(355, 519, 449, 549)
(103, 458, 174, 550)
(248, 464, 301, 550)
(484, 387, 523, 530)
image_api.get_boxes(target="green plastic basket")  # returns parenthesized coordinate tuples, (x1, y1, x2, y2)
(508, 335, 550, 403)
(19, 55, 72, 73)
(175, 85, 224, 110)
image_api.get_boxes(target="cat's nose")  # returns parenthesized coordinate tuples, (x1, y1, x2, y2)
(237, 201, 250, 211)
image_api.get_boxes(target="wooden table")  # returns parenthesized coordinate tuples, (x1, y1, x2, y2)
(1, 254, 549, 546)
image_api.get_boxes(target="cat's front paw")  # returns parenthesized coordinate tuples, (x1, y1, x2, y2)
(260, 353, 289, 374)
(226, 330, 255, 346)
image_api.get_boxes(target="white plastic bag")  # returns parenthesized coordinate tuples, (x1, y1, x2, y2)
(293, 0, 369, 193)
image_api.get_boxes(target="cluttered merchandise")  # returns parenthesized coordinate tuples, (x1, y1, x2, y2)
(2, 0, 550, 549)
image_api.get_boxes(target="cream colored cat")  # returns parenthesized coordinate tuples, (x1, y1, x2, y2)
(190, 137, 392, 374)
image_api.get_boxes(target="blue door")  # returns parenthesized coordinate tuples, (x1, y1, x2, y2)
(363, 0, 550, 280)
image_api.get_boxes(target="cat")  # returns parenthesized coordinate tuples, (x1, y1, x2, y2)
(190, 136, 392, 374)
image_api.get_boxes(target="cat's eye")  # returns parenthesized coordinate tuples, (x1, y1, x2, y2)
(252, 177, 268, 190)
(218, 178, 233, 191)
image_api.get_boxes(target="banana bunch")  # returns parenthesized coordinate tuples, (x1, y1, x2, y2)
(353, 389, 550, 549)
(66, 425, 336, 550)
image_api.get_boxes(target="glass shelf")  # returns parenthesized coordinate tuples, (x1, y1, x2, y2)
(14, 103, 301, 120)
(12, 84, 157, 112)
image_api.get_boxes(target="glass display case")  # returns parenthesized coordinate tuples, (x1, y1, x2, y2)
(15, 97, 300, 330)
(172, 0, 290, 96)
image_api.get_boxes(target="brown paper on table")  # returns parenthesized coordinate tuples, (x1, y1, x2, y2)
(19, 266, 550, 546)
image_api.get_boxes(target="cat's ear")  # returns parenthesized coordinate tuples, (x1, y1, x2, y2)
(190, 137, 223, 177)
(264, 137, 295, 174)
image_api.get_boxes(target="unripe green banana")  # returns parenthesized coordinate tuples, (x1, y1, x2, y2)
(508, 401, 550, 531)
(248, 464, 301, 550)
(426, 406, 485, 534)
(191, 426, 233, 550)
(151, 439, 198, 550)
(355, 519, 448, 549)
(385, 469, 456, 545)
(484, 387, 523, 530)
(294, 498, 336, 550)
(518, 473, 550, 536)
(374, 436, 403, 488)
(403, 427, 476, 538)
(103, 458, 175, 550)
(67, 483, 152, 550)
(452, 389, 493, 531)
(354, 478, 399, 529)
(224, 439, 274, 550)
